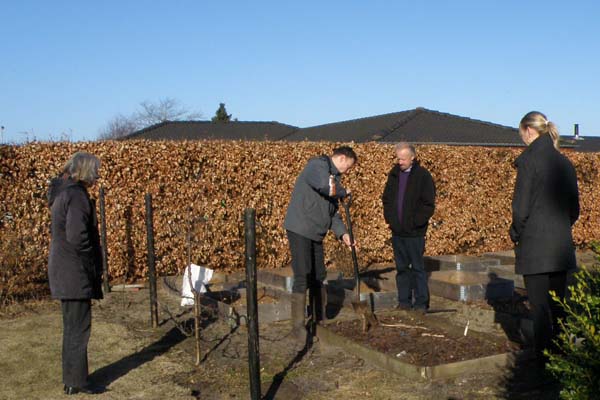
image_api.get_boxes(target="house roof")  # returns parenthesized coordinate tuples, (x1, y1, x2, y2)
(287, 107, 524, 146)
(381, 108, 522, 146)
(284, 110, 415, 142)
(125, 120, 299, 141)
(570, 136, 600, 152)
(124, 108, 592, 150)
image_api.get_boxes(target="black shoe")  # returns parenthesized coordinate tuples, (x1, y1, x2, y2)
(413, 307, 427, 315)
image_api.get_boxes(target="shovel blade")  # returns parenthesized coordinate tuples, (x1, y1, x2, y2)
(351, 300, 378, 333)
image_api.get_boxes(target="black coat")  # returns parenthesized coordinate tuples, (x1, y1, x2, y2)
(382, 161, 436, 237)
(48, 179, 103, 299)
(510, 134, 579, 275)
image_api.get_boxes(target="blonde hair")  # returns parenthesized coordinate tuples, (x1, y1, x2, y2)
(520, 111, 560, 149)
(66, 152, 100, 185)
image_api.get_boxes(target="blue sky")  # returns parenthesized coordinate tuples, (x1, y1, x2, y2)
(1, 0, 599, 143)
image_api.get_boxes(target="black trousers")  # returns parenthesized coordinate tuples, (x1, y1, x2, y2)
(61, 299, 91, 387)
(287, 230, 327, 322)
(391, 236, 429, 310)
(287, 230, 326, 293)
(523, 271, 567, 357)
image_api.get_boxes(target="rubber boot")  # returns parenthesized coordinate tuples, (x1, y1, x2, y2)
(291, 292, 307, 349)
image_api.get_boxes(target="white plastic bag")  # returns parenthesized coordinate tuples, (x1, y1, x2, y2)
(181, 264, 214, 306)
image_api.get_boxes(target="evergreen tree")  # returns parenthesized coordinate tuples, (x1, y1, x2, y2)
(212, 103, 232, 122)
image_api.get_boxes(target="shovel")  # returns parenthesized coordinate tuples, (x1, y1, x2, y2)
(340, 194, 378, 332)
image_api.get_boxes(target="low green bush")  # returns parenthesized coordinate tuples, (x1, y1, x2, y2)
(546, 243, 600, 400)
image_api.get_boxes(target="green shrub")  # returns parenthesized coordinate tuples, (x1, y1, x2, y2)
(546, 243, 600, 400)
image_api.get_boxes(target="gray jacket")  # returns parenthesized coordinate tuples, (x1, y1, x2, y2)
(284, 155, 348, 242)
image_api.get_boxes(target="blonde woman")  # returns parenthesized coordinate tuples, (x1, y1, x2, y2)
(510, 112, 580, 366)
(48, 152, 104, 395)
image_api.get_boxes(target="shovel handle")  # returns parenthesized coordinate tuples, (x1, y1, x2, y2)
(340, 194, 360, 299)
(343, 192, 353, 208)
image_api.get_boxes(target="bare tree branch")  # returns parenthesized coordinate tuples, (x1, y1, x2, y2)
(98, 98, 203, 140)
(98, 114, 140, 140)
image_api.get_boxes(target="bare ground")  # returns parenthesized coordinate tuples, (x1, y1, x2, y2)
(0, 281, 562, 400)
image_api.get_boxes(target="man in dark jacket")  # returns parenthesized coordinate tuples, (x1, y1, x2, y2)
(48, 152, 104, 395)
(511, 111, 579, 364)
(284, 146, 356, 347)
(382, 142, 435, 313)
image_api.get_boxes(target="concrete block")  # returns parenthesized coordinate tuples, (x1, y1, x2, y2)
(425, 255, 500, 273)
(483, 250, 516, 265)
(428, 270, 514, 302)
(486, 265, 524, 289)
(257, 269, 343, 292)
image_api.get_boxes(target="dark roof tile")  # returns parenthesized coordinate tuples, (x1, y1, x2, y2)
(284, 110, 415, 142)
(572, 136, 600, 152)
(383, 108, 522, 145)
(123, 108, 588, 148)
(285, 107, 525, 146)
(125, 120, 299, 141)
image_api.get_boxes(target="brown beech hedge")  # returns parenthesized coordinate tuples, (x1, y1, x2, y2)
(1, 140, 599, 300)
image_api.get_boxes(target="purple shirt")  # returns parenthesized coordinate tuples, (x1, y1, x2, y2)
(397, 167, 411, 223)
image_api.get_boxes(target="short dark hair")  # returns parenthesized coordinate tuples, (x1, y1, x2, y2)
(332, 146, 358, 162)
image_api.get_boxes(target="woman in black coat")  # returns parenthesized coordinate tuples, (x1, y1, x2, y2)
(510, 111, 579, 364)
(48, 152, 103, 395)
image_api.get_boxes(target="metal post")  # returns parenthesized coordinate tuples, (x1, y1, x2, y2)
(145, 193, 159, 328)
(244, 208, 261, 400)
(99, 186, 110, 294)
(187, 219, 202, 365)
